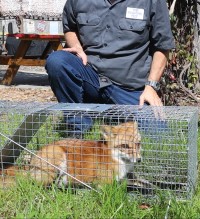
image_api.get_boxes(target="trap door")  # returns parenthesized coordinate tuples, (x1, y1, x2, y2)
(0, 110, 49, 167)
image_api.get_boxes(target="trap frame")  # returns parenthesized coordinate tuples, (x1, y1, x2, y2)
(0, 101, 198, 200)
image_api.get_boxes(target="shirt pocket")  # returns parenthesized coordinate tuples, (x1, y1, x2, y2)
(118, 18, 148, 44)
(77, 13, 101, 47)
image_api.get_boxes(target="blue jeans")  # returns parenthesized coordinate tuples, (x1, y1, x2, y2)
(46, 51, 166, 134)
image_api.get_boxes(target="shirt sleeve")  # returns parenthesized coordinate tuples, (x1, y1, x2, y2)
(150, 0, 175, 51)
(62, 0, 77, 33)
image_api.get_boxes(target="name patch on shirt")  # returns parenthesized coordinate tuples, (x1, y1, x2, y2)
(126, 7, 144, 20)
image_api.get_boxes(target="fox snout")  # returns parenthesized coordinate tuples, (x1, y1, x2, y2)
(132, 153, 142, 163)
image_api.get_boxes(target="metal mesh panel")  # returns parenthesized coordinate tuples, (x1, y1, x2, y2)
(0, 101, 198, 200)
(21, 0, 66, 18)
(0, 0, 66, 18)
(0, 0, 22, 17)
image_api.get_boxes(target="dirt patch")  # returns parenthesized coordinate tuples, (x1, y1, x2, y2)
(0, 66, 199, 110)
(0, 65, 57, 103)
(0, 87, 56, 102)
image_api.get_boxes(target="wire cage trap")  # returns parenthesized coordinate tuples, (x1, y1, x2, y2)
(0, 101, 198, 200)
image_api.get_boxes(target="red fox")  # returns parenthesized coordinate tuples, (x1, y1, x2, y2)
(0, 121, 141, 188)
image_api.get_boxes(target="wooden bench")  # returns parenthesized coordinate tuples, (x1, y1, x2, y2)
(0, 33, 65, 85)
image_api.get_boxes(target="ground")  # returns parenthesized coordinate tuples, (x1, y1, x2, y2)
(0, 66, 56, 102)
(0, 65, 199, 109)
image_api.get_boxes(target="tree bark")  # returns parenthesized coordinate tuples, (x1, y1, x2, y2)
(194, 5, 200, 64)
(193, 4, 200, 91)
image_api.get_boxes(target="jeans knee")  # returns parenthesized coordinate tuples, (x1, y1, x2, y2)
(46, 51, 63, 73)
(46, 51, 71, 82)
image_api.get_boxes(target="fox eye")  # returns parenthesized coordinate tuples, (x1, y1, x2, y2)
(120, 144, 129, 149)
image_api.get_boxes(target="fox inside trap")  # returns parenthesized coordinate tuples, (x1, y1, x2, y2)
(0, 101, 198, 199)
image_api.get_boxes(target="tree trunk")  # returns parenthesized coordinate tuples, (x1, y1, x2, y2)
(194, 5, 200, 64)
(193, 4, 200, 91)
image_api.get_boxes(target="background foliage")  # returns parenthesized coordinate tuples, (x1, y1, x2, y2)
(162, 0, 200, 105)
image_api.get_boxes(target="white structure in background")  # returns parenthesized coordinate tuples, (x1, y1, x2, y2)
(22, 0, 66, 18)
(0, 0, 67, 36)
(0, 0, 66, 18)
(0, 0, 22, 17)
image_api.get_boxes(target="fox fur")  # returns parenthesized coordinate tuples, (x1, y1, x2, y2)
(0, 121, 141, 188)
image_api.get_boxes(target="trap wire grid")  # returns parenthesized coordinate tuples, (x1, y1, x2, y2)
(0, 101, 198, 199)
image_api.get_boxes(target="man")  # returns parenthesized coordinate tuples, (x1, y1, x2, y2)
(45, 0, 175, 134)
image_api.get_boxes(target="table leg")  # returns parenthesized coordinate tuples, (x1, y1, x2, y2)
(0, 40, 31, 85)
(40, 42, 53, 59)
(40, 41, 63, 60)
(49, 41, 63, 51)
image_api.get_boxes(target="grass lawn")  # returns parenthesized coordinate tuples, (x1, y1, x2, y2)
(0, 117, 199, 219)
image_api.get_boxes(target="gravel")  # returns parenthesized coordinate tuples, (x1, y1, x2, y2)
(0, 65, 57, 102)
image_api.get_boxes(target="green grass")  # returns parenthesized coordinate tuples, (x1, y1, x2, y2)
(1, 175, 200, 219)
(0, 180, 177, 219)
(0, 115, 199, 218)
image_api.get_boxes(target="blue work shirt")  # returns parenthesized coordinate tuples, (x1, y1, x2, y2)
(63, 0, 175, 90)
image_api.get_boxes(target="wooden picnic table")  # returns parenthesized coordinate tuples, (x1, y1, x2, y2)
(0, 33, 65, 85)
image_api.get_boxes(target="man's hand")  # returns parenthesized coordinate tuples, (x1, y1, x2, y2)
(139, 85, 163, 107)
(63, 47, 88, 65)
(64, 32, 88, 65)
(140, 50, 168, 106)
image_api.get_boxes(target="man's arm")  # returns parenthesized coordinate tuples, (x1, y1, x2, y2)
(139, 50, 169, 106)
(63, 32, 87, 65)
(148, 50, 169, 82)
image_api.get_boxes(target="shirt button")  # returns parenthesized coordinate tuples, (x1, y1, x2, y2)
(104, 43, 107, 47)
(106, 25, 110, 29)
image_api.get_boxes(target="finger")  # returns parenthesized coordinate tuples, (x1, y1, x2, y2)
(153, 107, 160, 119)
(153, 100, 165, 119)
(63, 48, 88, 65)
(153, 99, 163, 107)
(62, 48, 76, 53)
(80, 55, 88, 66)
(157, 104, 166, 120)
(150, 94, 163, 107)
(139, 96, 145, 109)
(82, 60, 87, 65)
(153, 107, 166, 121)
(77, 53, 87, 66)
(157, 98, 163, 107)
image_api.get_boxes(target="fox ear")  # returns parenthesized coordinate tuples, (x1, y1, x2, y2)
(100, 125, 115, 140)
